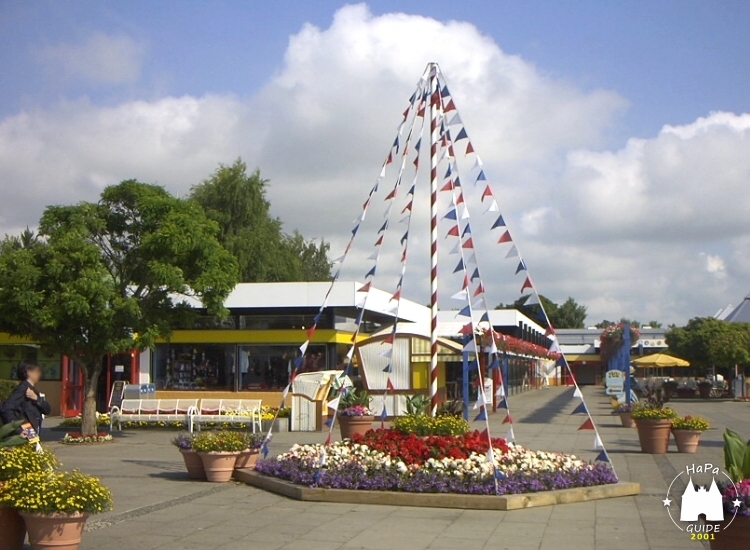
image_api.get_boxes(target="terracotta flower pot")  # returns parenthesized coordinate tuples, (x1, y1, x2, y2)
(198, 452, 239, 482)
(619, 412, 635, 428)
(338, 415, 374, 439)
(0, 506, 26, 550)
(235, 449, 259, 469)
(711, 514, 750, 550)
(672, 429, 702, 453)
(634, 418, 672, 454)
(179, 448, 206, 480)
(20, 511, 88, 550)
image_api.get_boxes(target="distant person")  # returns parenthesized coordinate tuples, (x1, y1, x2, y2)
(0, 359, 51, 436)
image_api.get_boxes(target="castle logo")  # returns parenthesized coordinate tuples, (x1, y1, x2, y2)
(663, 462, 741, 541)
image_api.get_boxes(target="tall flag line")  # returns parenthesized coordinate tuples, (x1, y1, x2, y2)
(431, 66, 617, 477)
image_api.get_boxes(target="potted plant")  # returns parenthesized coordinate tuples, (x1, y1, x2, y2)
(171, 433, 205, 480)
(612, 402, 636, 428)
(630, 387, 676, 454)
(0, 470, 112, 550)
(671, 416, 709, 453)
(235, 433, 264, 470)
(711, 429, 750, 549)
(698, 379, 713, 399)
(192, 431, 244, 482)
(0, 426, 58, 550)
(337, 389, 374, 439)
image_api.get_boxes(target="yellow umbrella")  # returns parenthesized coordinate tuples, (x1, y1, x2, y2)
(632, 353, 690, 368)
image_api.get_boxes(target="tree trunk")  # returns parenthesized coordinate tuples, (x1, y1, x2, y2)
(81, 359, 103, 437)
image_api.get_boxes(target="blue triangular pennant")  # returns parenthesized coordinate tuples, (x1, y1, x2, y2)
(595, 451, 610, 463)
(312, 470, 323, 484)
(480, 312, 490, 323)
(261, 442, 269, 459)
(491, 215, 506, 229)
(294, 356, 304, 369)
(379, 407, 387, 421)
(351, 224, 360, 236)
(442, 84, 450, 97)
(393, 136, 400, 153)
(494, 468, 505, 479)
(313, 311, 323, 324)
(455, 128, 468, 141)
(407, 185, 415, 196)
(457, 305, 471, 317)
(470, 268, 480, 280)
(570, 402, 588, 415)
(462, 223, 471, 237)
(476, 170, 486, 182)
(365, 265, 376, 278)
(489, 357, 500, 370)
(400, 231, 408, 245)
(454, 176, 461, 187)
(443, 209, 457, 220)
(324, 417, 333, 427)
(515, 260, 527, 274)
(473, 409, 487, 421)
(415, 137, 422, 151)
(497, 398, 508, 409)
(378, 221, 387, 233)
(444, 165, 452, 178)
(453, 259, 465, 273)
(382, 364, 392, 373)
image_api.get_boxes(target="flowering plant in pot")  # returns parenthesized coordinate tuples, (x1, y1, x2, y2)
(0, 438, 59, 550)
(171, 433, 205, 480)
(192, 431, 245, 482)
(670, 416, 709, 453)
(337, 389, 374, 439)
(630, 388, 676, 454)
(235, 432, 265, 470)
(0, 470, 112, 550)
(612, 402, 636, 428)
(599, 323, 640, 362)
(711, 429, 750, 549)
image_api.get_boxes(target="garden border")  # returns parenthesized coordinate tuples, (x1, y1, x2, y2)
(235, 469, 640, 511)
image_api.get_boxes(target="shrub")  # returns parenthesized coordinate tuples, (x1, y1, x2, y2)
(392, 414, 469, 436)
(671, 416, 710, 431)
(0, 379, 17, 402)
(723, 428, 750, 483)
(0, 444, 58, 481)
(630, 406, 677, 420)
(0, 470, 113, 515)
(192, 431, 245, 453)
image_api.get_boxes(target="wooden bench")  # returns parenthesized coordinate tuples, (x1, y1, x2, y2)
(189, 399, 262, 433)
(110, 398, 198, 430)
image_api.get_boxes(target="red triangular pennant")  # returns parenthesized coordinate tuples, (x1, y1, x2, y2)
(462, 238, 474, 249)
(391, 290, 401, 302)
(417, 105, 425, 117)
(502, 414, 513, 424)
(459, 323, 473, 335)
(481, 185, 493, 201)
(521, 277, 533, 293)
(383, 333, 394, 344)
(306, 325, 317, 340)
(456, 193, 464, 205)
(578, 418, 595, 430)
(386, 378, 394, 391)
(440, 180, 454, 192)
(402, 107, 410, 119)
(358, 281, 372, 293)
(463, 275, 470, 289)
(374, 235, 383, 247)
(473, 283, 484, 297)
(386, 152, 393, 165)
(444, 99, 456, 112)
(401, 250, 407, 262)
(466, 142, 474, 155)
(401, 201, 413, 213)
(498, 231, 513, 243)
(385, 189, 396, 200)
(447, 225, 460, 237)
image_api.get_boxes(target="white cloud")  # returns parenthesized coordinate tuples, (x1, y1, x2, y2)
(36, 32, 146, 85)
(1, 4, 749, 324)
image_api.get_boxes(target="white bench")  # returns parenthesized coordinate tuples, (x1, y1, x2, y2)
(110, 399, 198, 430)
(189, 399, 262, 433)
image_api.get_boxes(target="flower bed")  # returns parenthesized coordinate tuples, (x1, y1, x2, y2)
(61, 432, 113, 445)
(255, 429, 616, 495)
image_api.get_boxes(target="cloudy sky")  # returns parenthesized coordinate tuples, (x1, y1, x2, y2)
(2, 1, 750, 325)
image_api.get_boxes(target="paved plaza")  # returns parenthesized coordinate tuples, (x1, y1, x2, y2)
(41, 387, 748, 550)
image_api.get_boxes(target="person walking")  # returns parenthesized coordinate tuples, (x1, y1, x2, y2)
(0, 359, 51, 437)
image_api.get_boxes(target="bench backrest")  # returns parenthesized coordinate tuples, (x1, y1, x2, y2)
(176, 399, 198, 413)
(119, 399, 142, 414)
(196, 399, 262, 415)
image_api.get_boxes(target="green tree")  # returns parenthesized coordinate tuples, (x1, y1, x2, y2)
(0, 181, 238, 435)
(496, 295, 587, 329)
(646, 320, 663, 328)
(666, 317, 750, 370)
(191, 160, 331, 282)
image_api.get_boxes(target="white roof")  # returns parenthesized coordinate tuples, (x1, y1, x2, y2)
(177, 281, 429, 324)
(436, 309, 546, 336)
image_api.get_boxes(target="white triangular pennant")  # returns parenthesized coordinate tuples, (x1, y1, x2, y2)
(464, 339, 477, 353)
(484, 201, 499, 214)
(327, 397, 340, 410)
(379, 348, 393, 358)
(398, 215, 410, 224)
(281, 384, 290, 400)
(449, 242, 460, 255)
(486, 447, 495, 463)
(448, 113, 462, 126)
(505, 245, 519, 258)
(332, 255, 345, 264)
(299, 341, 309, 355)
(460, 206, 470, 220)
(346, 346, 355, 360)
(524, 293, 540, 306)
(573, 387, 583, 399)
(505, 426, 515, 441)
(594, 434, 604, 450)
(451, 289, 469, 301)
(495, 384, 505, 398)
(472, 298, 486, 309)
(367, 250, 378, 260)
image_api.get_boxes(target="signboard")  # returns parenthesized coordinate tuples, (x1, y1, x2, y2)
(109, 381, 126, 410)
(114, 364, 125, 373)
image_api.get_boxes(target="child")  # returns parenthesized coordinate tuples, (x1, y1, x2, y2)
(0, 359, 52, 436)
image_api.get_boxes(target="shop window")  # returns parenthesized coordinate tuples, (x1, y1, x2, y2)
(153, 344, 235, 390)
(0, 345, 61, 381)
(238, 345, 327, 390)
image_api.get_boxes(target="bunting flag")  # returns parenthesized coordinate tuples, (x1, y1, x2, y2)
(515, 260, 527, 274)
(573, 387, 583, 399)
(473, 409, 487, 421)
(502, 414, 513, 424)
(443, 209, 457, 220)
(491, 215, 505, 229)
(386, 378, 395, 391)
(453, 259, 465, 273)
(326, 397, 340, 411)
(578, 418, 595, 430)
(451, 289, 468, 301)
(299, 341, 309, 355)
(593, 434, 604, 450)
(505, 245, 519, 258)
(497, 398, 508, 409)
(570, 402, 588, 415)
(382, 364, 392, 373)
(595, 451, 610, 463)
(446, 225, 460, 238)
(498, 230, 513, 244)
(505, 426, 515, 441)
(261, 441, 270, 459)
(323, 417, 333, 428)
(456, 305, 471, 317)
(520, 277, 533, 293)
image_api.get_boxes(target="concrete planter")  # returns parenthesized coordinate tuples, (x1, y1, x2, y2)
(671, 429, 702, 453)
(198, 452, 239, 482)
(634, 418, 672, 454)
(179, 448, 206, 480)
(20, 511, 88, 550)
(0, 506, 26, 550)
(235, 449, 260, 469)
(338, 416, 374, 439)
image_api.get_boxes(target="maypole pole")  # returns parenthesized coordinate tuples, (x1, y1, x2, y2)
(428, 62, 440, 416)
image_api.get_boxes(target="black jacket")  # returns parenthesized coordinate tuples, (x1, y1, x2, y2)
(0, 380, 51, 434)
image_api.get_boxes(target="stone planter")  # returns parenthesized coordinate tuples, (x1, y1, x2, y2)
(618, 412, 635, 428)
(179, 448, 206, 480)
(273, 417, 289, 433)
(338, 415, 374, 439)
(634, 418, 672, 454)
(235, 449, 260, 469)
(198, 452, 239, 482)
(698, 383, 712, 399)
(711, 514, 750, 550)
(20, 511, 88, 550)
(672, 429, 702, 453)
(0, 506, 26, 550)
